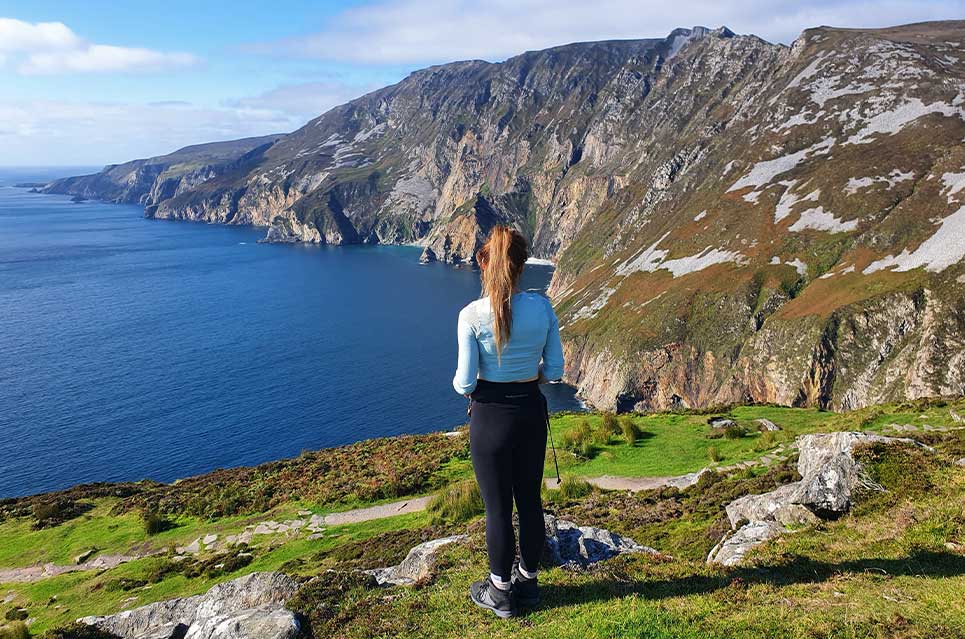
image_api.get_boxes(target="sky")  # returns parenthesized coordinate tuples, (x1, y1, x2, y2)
(0, 0, 962, 166)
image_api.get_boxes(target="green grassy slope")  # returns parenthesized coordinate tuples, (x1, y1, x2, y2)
(1, 399, 963, 638)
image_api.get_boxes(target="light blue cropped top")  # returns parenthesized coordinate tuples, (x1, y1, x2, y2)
(452, 290, 565, 395)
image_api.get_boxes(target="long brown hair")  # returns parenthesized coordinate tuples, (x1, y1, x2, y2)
(475, 225, 528, 361)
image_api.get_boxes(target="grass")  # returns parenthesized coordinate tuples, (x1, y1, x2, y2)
(280, 429, 965, 639)
(0, 509, 432, 634)
(2, 399, 963, 638)
(427, 480, 484, 524)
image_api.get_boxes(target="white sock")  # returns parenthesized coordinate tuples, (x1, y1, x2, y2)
(518, 565, 537, 580)
(490, 573, 511, 590)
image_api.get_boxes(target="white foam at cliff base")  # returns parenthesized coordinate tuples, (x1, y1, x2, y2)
(864, 206, 965, 274)
(789, 207, 858, 233)
(525, 257, 554, 266)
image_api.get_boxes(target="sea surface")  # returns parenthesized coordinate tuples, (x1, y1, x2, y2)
(0, 169, 584, 498)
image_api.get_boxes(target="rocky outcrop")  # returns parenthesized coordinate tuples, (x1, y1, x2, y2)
(366, 535, 467, 586)
(542, 514, 659, 569)
(708, 432, 934, 566)
(79, 572, 300, 639)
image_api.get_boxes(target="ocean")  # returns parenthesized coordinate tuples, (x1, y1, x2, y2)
(0, 169, 584, 498)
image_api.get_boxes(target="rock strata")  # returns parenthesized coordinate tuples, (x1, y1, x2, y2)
(79, 572, 300, 639)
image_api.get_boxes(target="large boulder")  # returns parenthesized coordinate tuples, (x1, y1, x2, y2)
(794, 432, 930, 513)
(706, 521, 785, 567)
(725, 483, 818, 528)
(366, 535, 467, 586)
(79, 572, 300, 639)
(708, 432, 932, 566)
(542, 514, 658, 569)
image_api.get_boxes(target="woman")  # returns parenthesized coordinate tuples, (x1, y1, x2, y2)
(452, 225, 565, 618)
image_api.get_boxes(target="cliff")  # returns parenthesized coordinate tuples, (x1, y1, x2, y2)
(40, 21, 965, 411)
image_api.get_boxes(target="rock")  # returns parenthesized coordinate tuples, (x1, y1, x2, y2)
(955, 458, 965, 467)
(708, 431, 932, 566)
(725, 483, 819, 528)
(79, 572, 300, 639)
(183, 539, 202, 555)
(74, 548, 98, 564)
(297, 510, 312, 517)
(202, 534, 218, 547)
(418, 247, 436, 263)
(756, 418, 780, 431)
(706, 521, 785, 566)
(708, 417, 736, 429)
(663, 468, 710, 490)
(951, 409, 963, 424)
(184, 606, 299, 639)
(366, 535, 467, 586)
(542, 514, 658, 569)
(795, 432, 931, 514)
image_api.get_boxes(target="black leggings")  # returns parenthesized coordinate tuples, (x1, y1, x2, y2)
(469, 378, 548, 580)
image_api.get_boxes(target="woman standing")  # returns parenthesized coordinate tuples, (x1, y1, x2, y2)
(452, 225, 565, 618)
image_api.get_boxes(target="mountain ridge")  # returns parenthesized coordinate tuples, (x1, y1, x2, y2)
(39, 20, 965, 413)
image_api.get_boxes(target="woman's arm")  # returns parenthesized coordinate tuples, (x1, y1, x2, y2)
(539, 298, 565, 382)
(452, 307, 480, 395)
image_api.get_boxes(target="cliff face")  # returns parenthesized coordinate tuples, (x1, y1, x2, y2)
(41, 22, 965, 412)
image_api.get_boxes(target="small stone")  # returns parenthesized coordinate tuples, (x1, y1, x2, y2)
(307, 533, 325, 541)
(709, 417, 736, 429)
(184, 539, 201, 555)
(74, 548, 97, 565)
(297, 510, 312, 517)
(202, 534, 218, 546)
(955, 458, 965, 467)
(756, 418, 780, 431)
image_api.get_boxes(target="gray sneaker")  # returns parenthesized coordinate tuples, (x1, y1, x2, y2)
(511, 564, 540, 606)
(469, 576, 516, 618)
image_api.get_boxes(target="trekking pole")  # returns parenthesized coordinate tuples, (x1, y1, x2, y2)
(543, 394, 561, 485)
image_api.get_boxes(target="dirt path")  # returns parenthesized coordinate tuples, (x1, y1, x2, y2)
(321, 495, 434, 525)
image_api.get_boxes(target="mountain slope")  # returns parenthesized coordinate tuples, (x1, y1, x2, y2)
(40, 21, 965, 412)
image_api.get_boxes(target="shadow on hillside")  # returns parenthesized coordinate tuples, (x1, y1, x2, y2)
(531, 550, 965, 613)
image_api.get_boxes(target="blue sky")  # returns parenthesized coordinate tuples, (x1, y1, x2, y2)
(1, 0, 962, 166)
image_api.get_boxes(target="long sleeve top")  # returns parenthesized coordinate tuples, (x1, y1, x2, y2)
(452, 290, 565, 395)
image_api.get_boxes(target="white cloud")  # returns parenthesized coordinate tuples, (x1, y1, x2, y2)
(0, 99, 293, 165)
(0, 17, 198, 74)
(225, 81, 378, 120)
(256, 0, 961, 64)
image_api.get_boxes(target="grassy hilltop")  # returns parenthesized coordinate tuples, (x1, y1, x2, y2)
(1, 399, 964, 638)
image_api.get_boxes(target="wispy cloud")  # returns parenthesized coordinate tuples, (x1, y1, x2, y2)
(224, 80, 379, 120)
(256, 0, 961, 64)
(0, 99, 292, 165)
(0, 17, 199, 74)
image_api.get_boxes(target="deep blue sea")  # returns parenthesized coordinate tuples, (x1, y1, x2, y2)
(0, 169, 583, 498)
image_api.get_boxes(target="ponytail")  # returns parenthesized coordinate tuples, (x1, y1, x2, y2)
(475, 226, 528, 362)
